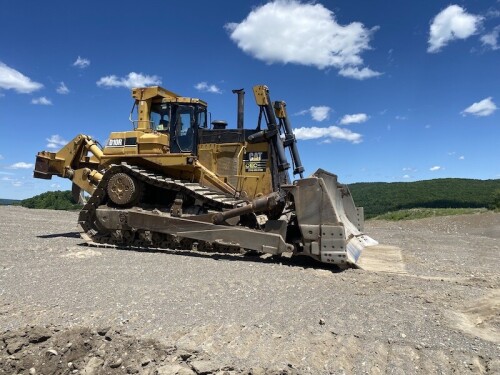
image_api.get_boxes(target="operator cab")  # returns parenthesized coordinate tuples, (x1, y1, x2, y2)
(150, 102, 207, 153)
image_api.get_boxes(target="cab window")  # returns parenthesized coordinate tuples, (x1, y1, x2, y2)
(150, 104, 171, 132)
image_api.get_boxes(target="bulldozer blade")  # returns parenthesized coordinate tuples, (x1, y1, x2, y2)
(305, 169, 406, 272)
(287, 169, 380, 266)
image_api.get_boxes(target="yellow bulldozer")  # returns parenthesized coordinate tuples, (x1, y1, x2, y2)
(33, 85, 378, 267)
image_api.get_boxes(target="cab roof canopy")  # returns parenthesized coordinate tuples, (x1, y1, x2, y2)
(132, 86, 207, 107)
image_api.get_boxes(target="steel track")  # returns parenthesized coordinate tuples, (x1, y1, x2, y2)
(78, 162, 246, 252)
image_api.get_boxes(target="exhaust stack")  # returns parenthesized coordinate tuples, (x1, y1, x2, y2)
(232, 89, 245, 129)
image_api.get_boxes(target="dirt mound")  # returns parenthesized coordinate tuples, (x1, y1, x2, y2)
(1, 325, 282, 375)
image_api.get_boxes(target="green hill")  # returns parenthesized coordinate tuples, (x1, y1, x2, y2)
(349, 178, 500, 219)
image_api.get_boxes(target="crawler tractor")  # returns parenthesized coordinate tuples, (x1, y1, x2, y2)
(34, 85, 377, 266)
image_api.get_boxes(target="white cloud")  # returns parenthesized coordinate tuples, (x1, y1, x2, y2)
(296, 106, 331, 121)
(395, 115, 407, 120)
(9, 162, 34, 169)
(0, 154, 3, 160)
(461, 97, 497, 117)
(31, 97, 52, 105)
(486, 9, 500, 19)
(429, 166, 442, 171)
(459, 155, 465, 160)
(309, 106, 331, 122)
(403, 167, 417, 172)
(295, 109, 308, 116)
(338, 66, 382, 80)
(225, 0, 381, 78)
(96, 72, 161, 89)
(73, 56, 90, 68)
(0, 61, 43, 94)
(0, 177, 23, 187)
(339, 113, 369, 125)
(194, 82, 222, 94)
(56, 82, 69, 94)
(481, 26, 500, 50)
(294, 125, 362, 144)
(403, 174, 410, 179)
(428, 5, 483, 53)
(46, 134, 68, 149)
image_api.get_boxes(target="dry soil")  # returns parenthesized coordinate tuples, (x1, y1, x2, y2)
(0, 206, 499, 374)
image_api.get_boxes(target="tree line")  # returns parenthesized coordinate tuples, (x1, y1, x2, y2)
(349, 178, 500, 218)
(19, 190, 81, 211)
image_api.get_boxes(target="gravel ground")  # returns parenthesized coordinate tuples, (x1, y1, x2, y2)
(1, 205, 499, 374)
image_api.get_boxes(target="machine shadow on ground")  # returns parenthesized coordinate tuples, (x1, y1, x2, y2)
(37, 232, 82, 239)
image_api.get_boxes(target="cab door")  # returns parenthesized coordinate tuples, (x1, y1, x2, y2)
(170, 106, 195, 153)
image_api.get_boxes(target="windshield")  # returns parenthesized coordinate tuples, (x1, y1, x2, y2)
(150, 103, 207, 153)
(151, 103, 206, 132)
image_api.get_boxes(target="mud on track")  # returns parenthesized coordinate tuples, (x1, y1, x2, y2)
(1, 206, 499, 374)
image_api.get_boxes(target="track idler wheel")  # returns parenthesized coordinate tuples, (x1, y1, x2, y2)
(107, 172, 141, 206)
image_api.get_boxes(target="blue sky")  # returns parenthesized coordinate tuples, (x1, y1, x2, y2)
(1, 0, 499, 199)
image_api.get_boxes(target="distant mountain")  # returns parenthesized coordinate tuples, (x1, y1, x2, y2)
(0, 199, 20, 205)
(349, 178, 500, 218)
